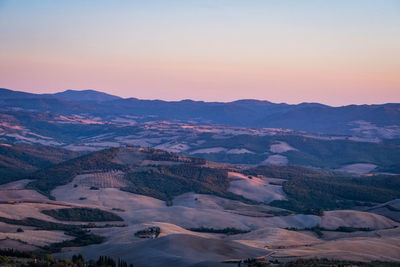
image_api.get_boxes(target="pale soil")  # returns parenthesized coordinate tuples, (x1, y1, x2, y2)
(63, 171, 129, 189)
(0, 222, 34, 232)
(0, 179, 32, 189)
(154, 142, 190, 152)
(0, 238, 37, 251)
(321, 226, 400, 240)
(0, 230, 73, 247)
(114, 138, 162, 147)
(56, 234, 268, 267)
(261, 155, 288, 165)
(336, 163, 377, 175)
(321, 210, 398, 230)
(52, 185, 320, 230)
(227, 172, 249, 180)
(350, 120, 400, 139)
(227, 172, 286, 203)
(1, 169, 399, 264)
(117, 137, 163, 145)
(52, 187, 165, 212)
(301, 134, 380, 143)
(0, 189, 48, 202)
(2, 133, 62, 146)
(0, 202, 72, 221)
(226, 148, 255, 154)
(90, 222, 217, 244)
(172, 192, 285, 217)
(272, 235, 400, 262)
(270, 141, 296, 153)
(230, 227, 320, 249)
(110, 117, 136, 125)
(189, 147, 227, 154)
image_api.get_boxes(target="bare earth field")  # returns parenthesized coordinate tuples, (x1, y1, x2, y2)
(228, 172, 287, 203)
(269, 141, 297, 153)
(261, 155, 289, 166)
(1, 167, 400, 266)
(336, 163, 378, 175)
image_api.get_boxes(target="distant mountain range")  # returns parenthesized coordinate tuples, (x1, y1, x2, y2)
(1, 89, 400, 265)
(52, 89, 122, 102)
(1, 88, 399, 137)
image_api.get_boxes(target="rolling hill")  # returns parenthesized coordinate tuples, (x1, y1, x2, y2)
(0, 145, 399, 266)
(0, 144, 80, 184)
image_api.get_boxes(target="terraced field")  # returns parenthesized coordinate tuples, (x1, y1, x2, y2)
(72, 171, 129, 188)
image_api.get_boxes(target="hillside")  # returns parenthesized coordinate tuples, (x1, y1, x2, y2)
(0, 144, 80, 184)
(21, 146, 400, 214)
(25, 146, 245, 203)
(0, 90, 400, 265)
(1, 107, 399, 173)
(0, 146, 399, 265)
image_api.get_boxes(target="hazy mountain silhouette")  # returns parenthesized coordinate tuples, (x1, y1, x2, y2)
(0, 88, 399, 135)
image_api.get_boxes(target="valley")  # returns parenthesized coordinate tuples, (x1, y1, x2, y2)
(0, 146, 399, 266)
(0, 89, 399, 266)
(2, 0, 400, 264)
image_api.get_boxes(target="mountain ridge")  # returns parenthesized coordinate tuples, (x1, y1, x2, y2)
(2, 88, 399, 106)
(1, 88, 399, 136)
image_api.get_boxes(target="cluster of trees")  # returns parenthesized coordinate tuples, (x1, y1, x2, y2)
(0, 216, 105, 253)
(282, 135, 400, 172)
(189, 227, 250, 235)
(263, 165, 400, 214)
(148, 148, 206, 165)
(42, 207, 123, 222)
(134, 226, 160, 238)
(0, 251, 133, 267)
(2, 249, 397, 267)
(0, 143, 79, 184)
(187, 133, 400, 171)
(122, 164, 241, 201)
(43, 229, 105, 253)
(122, 163, 254, 204)
(26, 148, 125, 196)
(244, 165, 331, 180)
(277, 258, 400, 267)
(94, 256, 132, 267)
(0, 248, 32, 258)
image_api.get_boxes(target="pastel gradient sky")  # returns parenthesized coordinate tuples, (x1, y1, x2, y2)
(1, 0, 399, 106)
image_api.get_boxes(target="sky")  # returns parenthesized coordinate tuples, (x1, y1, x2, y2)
(0, 0, 399, 106)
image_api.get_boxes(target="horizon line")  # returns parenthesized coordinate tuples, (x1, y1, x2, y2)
(1, 87, 399, 108)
